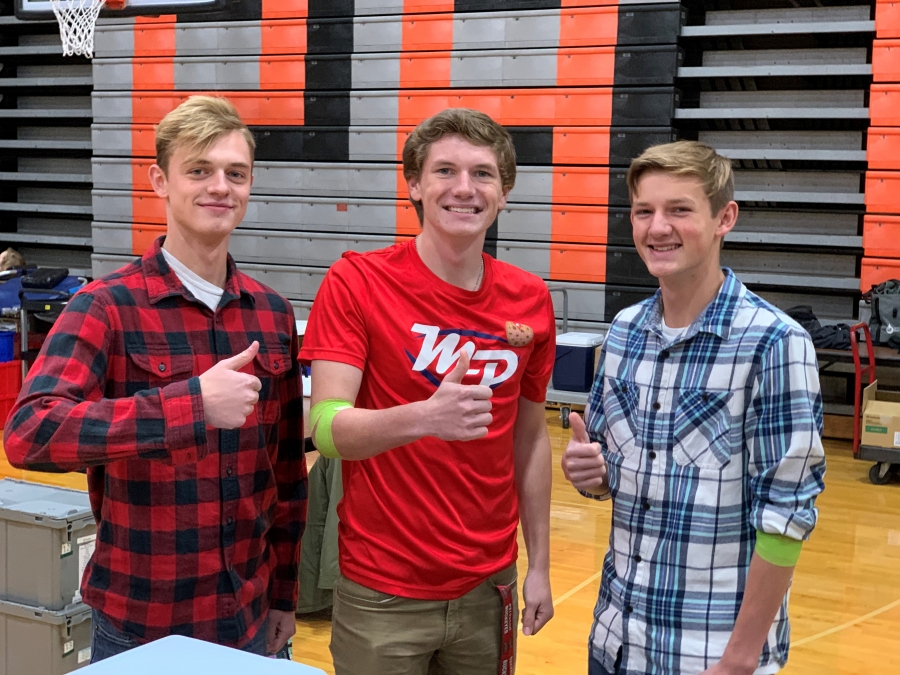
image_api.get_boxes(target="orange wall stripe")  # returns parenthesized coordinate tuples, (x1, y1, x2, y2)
(872, 39, 900, 82)
(397, 88, 614, 126)
(133, 19, 176, 57)
(132, 224, 167, 255)
(876, 1, 900, 39)
(868, 128, 900, 170)
(131, 159, 153, 192)
(395, 202, 420, 241)
(400, 51, 452, 88)
(261, 0, 308, 20)
(551, 206, 609, 245)
(861, 257, 900, 292)
(132, 192, 166, 225)
(552, 167, 611, 206)
(131, 125, 156, 159)
(557, 48, 616, 86)
(558, 6, 619, 47)
(259, 56, 307, 90)
(550, 244, 607, 283)
(863, 215, 900, 258)
(402, 13, 453, 52)
(130, 92, 305, 125)
(261, 20, 309, 56)
(404, 0, 454, 15)
(552, 128, 611, 165)
(870, 85, 900, 126)
(865, 171, 900, 214)
(132, 58, 175, 91)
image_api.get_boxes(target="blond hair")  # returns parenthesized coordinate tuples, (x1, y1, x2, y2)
(627, 141, 734, 215)
(402, 108, 516, 223)
(155, 95, 255, 173)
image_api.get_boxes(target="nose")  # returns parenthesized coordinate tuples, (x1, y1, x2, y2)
(452, 171, 475, 197)
(647, 209, 671, 237)
(207, 169, 229, 196)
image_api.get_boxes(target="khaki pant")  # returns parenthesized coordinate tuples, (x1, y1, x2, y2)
(330, 564, 519, 675)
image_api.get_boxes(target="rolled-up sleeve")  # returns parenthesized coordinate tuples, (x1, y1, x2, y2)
(745, 330, 826, 541)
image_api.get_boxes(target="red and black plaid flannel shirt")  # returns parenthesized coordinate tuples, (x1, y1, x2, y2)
(3, 238, 307, 647)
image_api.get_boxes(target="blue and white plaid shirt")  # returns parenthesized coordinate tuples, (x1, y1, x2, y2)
(584, 270, 826, 675)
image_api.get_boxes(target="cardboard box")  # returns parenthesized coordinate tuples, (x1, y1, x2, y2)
(860, 381, 900, 449)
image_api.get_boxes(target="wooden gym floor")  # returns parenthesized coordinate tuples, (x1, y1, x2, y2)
(2, 411, 898, 674)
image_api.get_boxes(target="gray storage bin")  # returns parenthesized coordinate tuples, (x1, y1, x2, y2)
(0, 598, 92, 674)
(0, 479, 96, 611)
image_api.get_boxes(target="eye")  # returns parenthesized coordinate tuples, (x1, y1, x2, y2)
(436, 167, 452, 175)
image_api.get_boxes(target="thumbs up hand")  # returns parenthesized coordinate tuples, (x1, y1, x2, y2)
(423, 350, 494, 441)
(199, 341, 263, 429)
(561, 413, 608, 495)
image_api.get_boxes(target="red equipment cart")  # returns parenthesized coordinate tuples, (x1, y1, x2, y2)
(850, 322, 900, 485)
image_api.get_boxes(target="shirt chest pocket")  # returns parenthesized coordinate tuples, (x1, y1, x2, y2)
(126, 351, 195, 394)
(602, 377, 640, 458)
(248, 344, 292, 426)
(672, 389, 733, 469)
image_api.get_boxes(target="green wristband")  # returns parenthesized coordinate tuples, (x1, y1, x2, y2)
(755, 531, 803, 567)
(310, 398, 353, 459)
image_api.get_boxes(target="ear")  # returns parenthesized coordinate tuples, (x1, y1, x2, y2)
(148, 163, 168, 199)
(407, 175, 421, 203)
(498, 186, 510, 211)
(715, 200, 739, 238)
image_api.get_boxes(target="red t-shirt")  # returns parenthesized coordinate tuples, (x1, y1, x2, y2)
(300, 239, 555, 599)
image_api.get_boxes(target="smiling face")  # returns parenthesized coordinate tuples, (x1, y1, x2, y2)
(149, 130, 253, 246)
(631, 171, 737, 284)
(407, 134, 509, 243)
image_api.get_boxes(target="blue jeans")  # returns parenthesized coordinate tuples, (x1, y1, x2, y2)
(89, 610, 291, 663)
(589, 647, 622, 675)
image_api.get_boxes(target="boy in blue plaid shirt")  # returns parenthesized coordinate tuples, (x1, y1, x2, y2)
(561, 141, 826, 675)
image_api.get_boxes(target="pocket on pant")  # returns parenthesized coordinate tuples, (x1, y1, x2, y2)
(93, 612, 140, 649)
(334, 575, 399, 606)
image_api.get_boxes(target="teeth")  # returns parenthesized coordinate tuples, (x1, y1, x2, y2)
(448, 207, 476, 214)
(654, 245, 679, 252)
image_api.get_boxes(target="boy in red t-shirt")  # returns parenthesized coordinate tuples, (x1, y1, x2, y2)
(301, 108, 556, 674)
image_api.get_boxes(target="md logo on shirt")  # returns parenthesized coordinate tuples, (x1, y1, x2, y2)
(408, 323, 519, 388)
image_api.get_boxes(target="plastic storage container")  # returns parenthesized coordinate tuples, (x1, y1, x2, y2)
(0, 360, 21, 424)
(0, 598, 91, 674)
(553, 332, 605, 392)
(0, 479, 96, 611)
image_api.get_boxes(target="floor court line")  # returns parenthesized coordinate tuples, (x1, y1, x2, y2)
(791, 597, 900, 647)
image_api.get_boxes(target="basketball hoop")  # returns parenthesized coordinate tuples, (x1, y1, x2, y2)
(50, 0, 125, 58)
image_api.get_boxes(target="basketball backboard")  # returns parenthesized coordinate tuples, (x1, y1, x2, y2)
(16, 0, 226, 20)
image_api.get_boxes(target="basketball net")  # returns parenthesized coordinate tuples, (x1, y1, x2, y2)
(50, 0, 125, 58)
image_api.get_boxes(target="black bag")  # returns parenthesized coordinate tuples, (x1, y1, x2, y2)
(21, 267, 68, 290)
(865, 280, 900, 346)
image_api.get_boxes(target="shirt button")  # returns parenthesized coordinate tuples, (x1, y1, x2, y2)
(661, 350, 670, 359)
(624, 605, 634, 614)
(158, 363, 166, 372)
(652, 401, 661, 411)
(633, 554, 642, 563)
(622, 384, 629, 393)
(273, 361, 280, 370)
(226, 517, 234, 525)
(642, 501, 651, 510)
(701, 393, 709, 402)
(226, 467, 233, 476)
(649, 451, 657, 460)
